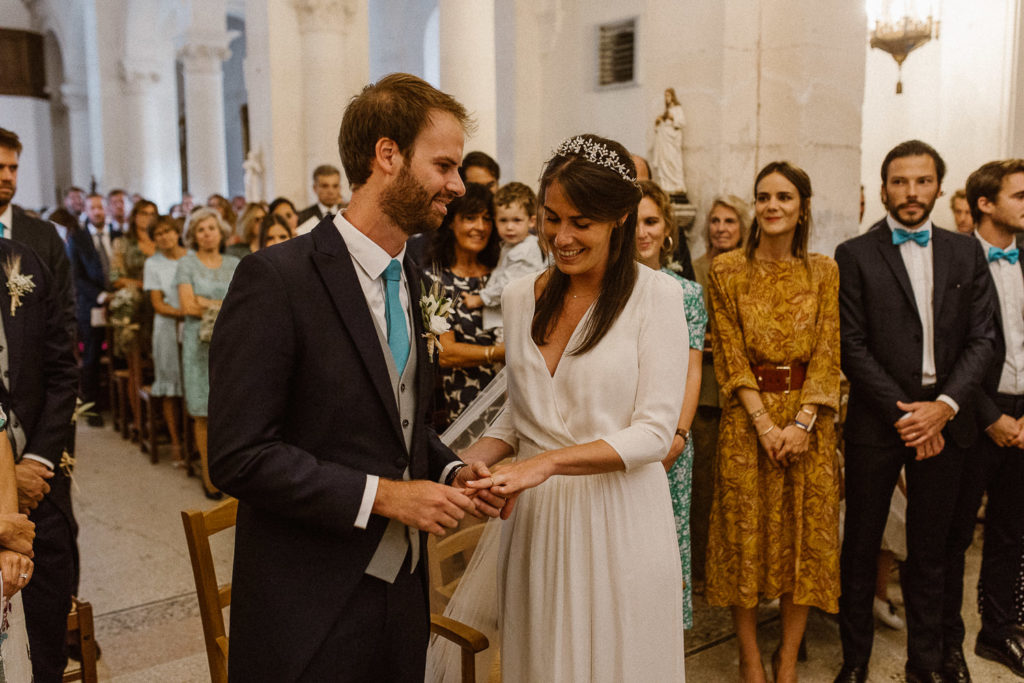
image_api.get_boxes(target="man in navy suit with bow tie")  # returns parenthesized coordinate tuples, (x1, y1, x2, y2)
(209, 74, 501, 682)
(946, 159, 1024, 679)
(833, 140, 998, 683)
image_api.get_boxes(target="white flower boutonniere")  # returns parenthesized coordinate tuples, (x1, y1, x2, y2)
(3, 254, 35, 317)
(420, 277, 453, 359)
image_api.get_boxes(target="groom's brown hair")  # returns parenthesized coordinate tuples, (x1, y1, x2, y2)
(339, 73, 472, 190)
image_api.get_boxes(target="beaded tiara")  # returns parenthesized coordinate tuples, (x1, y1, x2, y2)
(554, 136, 638, 185)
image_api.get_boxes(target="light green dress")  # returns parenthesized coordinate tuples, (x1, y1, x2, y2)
(173, 252, 239, 416)
(663, 267, 708, 628)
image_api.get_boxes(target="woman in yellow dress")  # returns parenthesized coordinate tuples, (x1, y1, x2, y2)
(706, 161, 841, 683)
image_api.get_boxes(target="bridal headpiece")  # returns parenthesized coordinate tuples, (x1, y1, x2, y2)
(554, 136, 638, 185)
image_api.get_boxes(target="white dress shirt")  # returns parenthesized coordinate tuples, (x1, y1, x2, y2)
(0, 203, 11, 236)
(887, 215, 959, 414)
(977, 233, 1024, 395)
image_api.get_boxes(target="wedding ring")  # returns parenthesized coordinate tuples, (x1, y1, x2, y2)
(18, 573, 28, 580)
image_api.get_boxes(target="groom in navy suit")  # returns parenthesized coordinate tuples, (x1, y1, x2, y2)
(834, 140, 997, 683)
(209, 74, 500, 682)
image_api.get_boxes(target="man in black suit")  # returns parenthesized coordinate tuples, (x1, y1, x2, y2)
(946, 159, 1024, 678)
(67, 193, 120, 427)
(209, 73, 501, 682)
(295, 163, 343, 228)
(834, 140, 998, 683)
(0, 128, 81, 682)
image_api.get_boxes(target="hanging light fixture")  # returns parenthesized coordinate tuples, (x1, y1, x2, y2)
(868, 1, 940, 94)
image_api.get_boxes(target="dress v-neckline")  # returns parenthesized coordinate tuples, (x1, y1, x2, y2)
(529, 295, 596, 378)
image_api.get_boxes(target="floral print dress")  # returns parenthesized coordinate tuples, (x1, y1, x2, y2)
(428, 268, 500, 429)
(663, 268, 707, 628)
(705, 250, 841, 612)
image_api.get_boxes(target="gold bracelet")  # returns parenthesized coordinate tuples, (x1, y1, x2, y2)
(485, 346, 494, 363)
(758, 423, 776, 438)
(749, 407, 768, 420)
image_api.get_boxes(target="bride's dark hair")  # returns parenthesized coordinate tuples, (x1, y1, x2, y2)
(532, 134, 640, 356)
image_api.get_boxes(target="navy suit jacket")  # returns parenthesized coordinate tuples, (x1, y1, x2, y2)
(0, 239, 78, 523)
(836, 219, 997, 448)
(9, 205, 75, 340)
(208, 217, 455, 681)
(66, 225, 120, 327)
(975, 252, 1024, 428)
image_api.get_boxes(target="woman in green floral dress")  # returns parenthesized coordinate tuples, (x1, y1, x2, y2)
(637, 181, 708, 628)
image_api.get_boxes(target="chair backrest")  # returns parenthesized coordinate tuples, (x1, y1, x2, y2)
(181, 497, 238, 683)
(427, 519, 485, 613)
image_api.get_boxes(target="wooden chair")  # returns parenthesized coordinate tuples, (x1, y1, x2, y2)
(427, 519, 486, 613)
(182, 498, 489, 683)
(63, 596, 98, 683)
(137, 385, 159, 462)
(112, 369, 131, 439)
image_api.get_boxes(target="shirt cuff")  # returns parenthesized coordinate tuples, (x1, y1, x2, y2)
(355, 475, 378, 529)
(439, 460, 464, 485)
(937, 394, 960, 416)
(22, 454, 54, 470)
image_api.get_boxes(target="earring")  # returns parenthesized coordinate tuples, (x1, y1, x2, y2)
(664, 235, 675, 252)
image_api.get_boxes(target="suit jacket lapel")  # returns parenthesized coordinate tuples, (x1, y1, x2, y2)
(0, 252, 23, 392)
(309, 221, 403, 442)
(871, 222, 920, 319)
(931, 228, 951, 319)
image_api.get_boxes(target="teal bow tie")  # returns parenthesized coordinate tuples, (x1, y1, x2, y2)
(892, 228, 930, 247)
(988, 246, 1020, 264)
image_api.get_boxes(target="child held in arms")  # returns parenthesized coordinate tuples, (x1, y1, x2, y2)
(461, 182, 547, 341)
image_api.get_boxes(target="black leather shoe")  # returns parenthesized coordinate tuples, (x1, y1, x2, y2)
(942, 645, 971, 683)
(975, 631, 1024, 678)
(833, 664, 868, 683)
(905, 662, 948, 683)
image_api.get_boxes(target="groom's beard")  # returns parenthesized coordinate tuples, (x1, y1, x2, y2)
(380, 165, 449, 236)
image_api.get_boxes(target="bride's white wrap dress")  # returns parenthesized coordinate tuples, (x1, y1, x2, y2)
(487, 266, 688, 682)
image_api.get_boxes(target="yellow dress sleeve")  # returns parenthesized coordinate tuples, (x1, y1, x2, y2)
(798, 257, 841, 411)
(710, 257, 759, 400)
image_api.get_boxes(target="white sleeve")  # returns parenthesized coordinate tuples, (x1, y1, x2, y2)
(602, 274, 689, 470)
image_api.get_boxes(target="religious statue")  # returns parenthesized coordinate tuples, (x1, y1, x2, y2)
(243, 146, 264, 203)
(651, 88, 687, 195)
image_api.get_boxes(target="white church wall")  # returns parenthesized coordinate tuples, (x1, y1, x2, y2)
(0, 1, 32, 29)
(0, 96, 54, 210)
(861, 0, 1020, 232)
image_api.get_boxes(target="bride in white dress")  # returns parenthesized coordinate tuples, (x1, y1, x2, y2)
(448, 135, 689, 682)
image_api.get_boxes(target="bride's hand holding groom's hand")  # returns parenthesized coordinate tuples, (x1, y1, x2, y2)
(466, 457, 554, 520)
(452, 462, 505, 518)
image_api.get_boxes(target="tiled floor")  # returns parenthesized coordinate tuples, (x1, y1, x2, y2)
(72, 417, 1020, 681)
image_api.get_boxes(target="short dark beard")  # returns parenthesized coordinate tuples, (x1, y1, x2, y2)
(884, 195, 938, 228)
(379, 164, 441, 236)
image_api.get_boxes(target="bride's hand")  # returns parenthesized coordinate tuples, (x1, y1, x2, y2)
(466, 457, 554, 520)
(453, 462, 504, 518)
(0, 550, 33, 598)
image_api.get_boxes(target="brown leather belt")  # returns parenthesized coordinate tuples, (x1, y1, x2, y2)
(753, 363, 807, 393)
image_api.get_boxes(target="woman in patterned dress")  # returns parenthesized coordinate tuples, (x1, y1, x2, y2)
(175, 208, 240, 498)
(426, 183, 505, 429)
(636, 180, 707, 629)
(706, 162, 840, 683)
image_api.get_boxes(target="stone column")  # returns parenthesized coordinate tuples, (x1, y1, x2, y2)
(59, 82, 92, 188)
(117, 60, 163, 201)
(439, 0, 497, 157)
(293, 0, 367, 202)
(178, 32, 232, 199)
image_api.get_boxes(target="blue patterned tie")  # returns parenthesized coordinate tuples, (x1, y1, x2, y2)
(988, 246, 1020, 264)
(892, 228, 930, 247)
(382, 260, 409, 375)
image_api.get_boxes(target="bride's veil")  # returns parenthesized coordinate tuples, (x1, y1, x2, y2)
(426, 369, 509, 683)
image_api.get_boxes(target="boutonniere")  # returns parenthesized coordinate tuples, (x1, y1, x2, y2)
(3, 254, 35, 317)
(420, 277, 453, 359)
(666, 258, 684, 274)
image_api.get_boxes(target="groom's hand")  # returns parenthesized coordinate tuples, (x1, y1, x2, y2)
(372, 479, 476, 536)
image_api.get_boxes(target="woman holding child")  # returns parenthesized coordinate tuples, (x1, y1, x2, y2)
(706, 161, 840, 683)
(458, 134, 689, 680)
(427, 183, 505, 428)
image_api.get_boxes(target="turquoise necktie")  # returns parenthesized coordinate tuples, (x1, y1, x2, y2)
(988, 246, 1020, 264)
(382, 260, 409, 375)
(0, 220, 6, 238)
(892, 228, 929, 247)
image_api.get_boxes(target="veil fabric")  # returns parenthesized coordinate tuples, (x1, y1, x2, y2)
(426, 370, 508, 683)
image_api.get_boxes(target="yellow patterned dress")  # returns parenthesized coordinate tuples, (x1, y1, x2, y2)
(705, 250, 841, 612)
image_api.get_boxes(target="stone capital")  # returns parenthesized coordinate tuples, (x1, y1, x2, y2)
(118, 60, 161, 96)
(292, 0, 354, 35)
(178, 31, 235, 74)
(58, 82, 88, 111)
